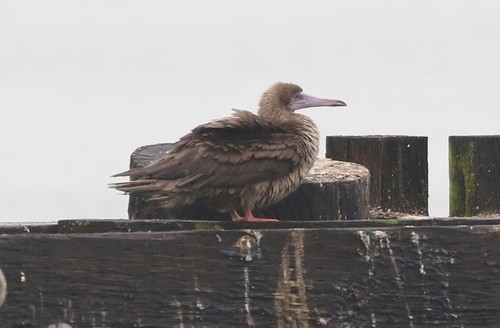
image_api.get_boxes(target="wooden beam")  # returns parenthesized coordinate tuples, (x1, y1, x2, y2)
(0, 219, 499, 327)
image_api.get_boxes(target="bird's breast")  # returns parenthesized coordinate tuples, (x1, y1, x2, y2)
(251, 115, 320, 209)
(293, 115, 320, 177)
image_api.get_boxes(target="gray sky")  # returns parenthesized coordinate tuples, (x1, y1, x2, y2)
(1, 1, 499, 221)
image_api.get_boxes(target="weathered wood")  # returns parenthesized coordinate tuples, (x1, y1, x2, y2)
(55, 217, 500, 233)
(1, 218, 500, 327)
(326, 135, 428, 215)
(0, 222, 58, 235)
(124, 143, 370, 220)
(449, 135, 500, 216)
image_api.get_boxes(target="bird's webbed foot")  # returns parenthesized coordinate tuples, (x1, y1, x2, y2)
(230, 209, 279, 222)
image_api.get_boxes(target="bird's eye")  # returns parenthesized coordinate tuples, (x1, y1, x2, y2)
(292, 93, 303, 101)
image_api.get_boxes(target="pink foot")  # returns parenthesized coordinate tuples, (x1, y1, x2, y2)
(231, 209, 279, 222)
(243, 208, 279, 222)
(231, 210, 246, 222)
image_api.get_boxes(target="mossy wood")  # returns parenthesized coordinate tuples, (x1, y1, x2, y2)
(123, 143, 370, 221)
(1, 219, 500, 327)
(326, 135, 428, 215)
(449, 135, 500, 216)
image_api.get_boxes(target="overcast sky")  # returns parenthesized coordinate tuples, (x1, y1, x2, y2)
(1, 1, 499, 221)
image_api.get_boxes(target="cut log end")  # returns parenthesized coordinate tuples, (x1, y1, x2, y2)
(259, 159, 370, 220)
(122, 144, 370, 221)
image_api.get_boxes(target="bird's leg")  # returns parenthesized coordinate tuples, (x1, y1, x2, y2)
(231, 210, 246, 222)
(243, 208, 279, 222)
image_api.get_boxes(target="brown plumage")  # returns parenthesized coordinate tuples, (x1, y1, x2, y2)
(111, 82, 346, 222)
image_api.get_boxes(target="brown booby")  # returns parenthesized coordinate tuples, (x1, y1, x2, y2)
(111, 82, 346, 222)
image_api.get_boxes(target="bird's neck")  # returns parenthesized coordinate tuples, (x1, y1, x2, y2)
(259, 108, 318, 138)
(257, 103, 289, 119)
(258, 109, 320, 176)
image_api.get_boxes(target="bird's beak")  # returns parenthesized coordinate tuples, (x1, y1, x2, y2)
(290, 92, 346, 111)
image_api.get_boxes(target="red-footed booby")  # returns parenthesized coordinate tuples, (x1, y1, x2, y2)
(111, 82, 346, 222)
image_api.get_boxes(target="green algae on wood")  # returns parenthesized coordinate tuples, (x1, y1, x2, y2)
(449, 138, 477, 216)
(193, 222, 224, 231)
(449, 136, 500, 216)
(65, 220, 91, 232)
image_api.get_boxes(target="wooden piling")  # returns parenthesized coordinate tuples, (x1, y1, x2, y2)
(449, 135, 500, 216)
(123, 143, 371, 221)
(326, 135, 428, 215)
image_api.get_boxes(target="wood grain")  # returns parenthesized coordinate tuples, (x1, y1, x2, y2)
(326, 135, 428, 215)
(1, 219, 500, 327)
(449, 135, 500, 216)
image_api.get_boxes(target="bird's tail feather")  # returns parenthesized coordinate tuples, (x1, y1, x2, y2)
(109, 179, 174, 193)
(111, 168, 142, 178)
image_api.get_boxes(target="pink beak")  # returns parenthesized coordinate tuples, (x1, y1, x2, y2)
(290, 92, 346, 110)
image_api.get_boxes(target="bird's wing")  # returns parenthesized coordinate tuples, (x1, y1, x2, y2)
(114, 110, 303, 189)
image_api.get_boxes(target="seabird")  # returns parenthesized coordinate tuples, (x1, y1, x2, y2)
(111, 82, 346, 222)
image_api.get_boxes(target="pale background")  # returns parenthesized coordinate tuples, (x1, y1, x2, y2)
(1, 1, 499, 221)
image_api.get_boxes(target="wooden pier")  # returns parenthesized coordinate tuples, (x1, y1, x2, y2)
(1, 135, 500, 327)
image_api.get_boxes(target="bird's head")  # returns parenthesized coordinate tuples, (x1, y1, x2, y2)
(258, 82, 346, 117)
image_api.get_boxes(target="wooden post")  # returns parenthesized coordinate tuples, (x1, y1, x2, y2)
(449, 135, 500, 216)
(326, 135, 428, 215)
(123, 143, 370, 221)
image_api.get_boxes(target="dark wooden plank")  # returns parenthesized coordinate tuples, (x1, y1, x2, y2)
(57, 217, 500, 233)
(122, 143, 370, 221)
(1, 223, 500, 327)
(0, 222, 58, 235)
(449, 135, 500, 216)
(326, 135, 428, 215)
